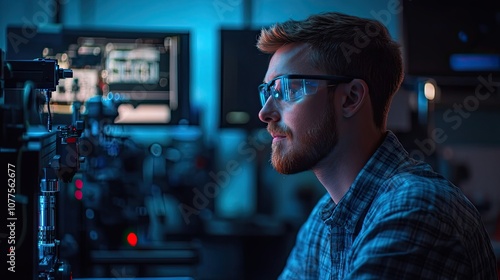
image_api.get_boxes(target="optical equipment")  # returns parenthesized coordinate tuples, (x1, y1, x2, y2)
(1, 49, 80, 280)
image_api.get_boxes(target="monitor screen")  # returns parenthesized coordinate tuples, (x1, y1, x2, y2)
(5, 26, 192, 124)
(219, 29, 270, 130)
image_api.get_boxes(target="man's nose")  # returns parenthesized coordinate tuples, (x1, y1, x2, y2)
(258, 97, 280, 123)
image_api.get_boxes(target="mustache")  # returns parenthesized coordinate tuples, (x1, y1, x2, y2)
(267, 123, 291, 136)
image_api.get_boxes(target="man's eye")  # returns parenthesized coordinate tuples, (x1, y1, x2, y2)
(271, 87, 281, 99)
(271, 80, 283, 98)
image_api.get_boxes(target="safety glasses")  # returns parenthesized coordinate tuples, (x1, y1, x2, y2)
(258, 74, 354, 107)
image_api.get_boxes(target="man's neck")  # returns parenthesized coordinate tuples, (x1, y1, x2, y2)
(313, 130, 386, 203)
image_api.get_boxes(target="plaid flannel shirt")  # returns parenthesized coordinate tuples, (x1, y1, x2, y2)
(279, 131, 498, 280)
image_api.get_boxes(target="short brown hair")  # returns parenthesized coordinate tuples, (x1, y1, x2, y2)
(257, 12, 404, 128)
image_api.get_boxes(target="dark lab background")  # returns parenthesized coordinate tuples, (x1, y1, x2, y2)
(0, 0, 499, 279)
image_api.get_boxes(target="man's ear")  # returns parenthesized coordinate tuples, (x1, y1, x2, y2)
(341, 79, 369, 118)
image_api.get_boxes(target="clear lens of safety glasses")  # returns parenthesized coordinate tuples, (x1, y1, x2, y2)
(258, 74, 354, 107)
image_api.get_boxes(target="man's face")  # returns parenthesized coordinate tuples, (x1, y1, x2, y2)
(258, 43, 338, 174)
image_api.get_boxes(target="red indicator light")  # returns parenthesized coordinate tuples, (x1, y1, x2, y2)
(75, 179, 83, 189)
(127, 232, 138, 247)
(74, 190, 83, 200)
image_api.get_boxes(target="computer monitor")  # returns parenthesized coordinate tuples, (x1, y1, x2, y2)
(6, 26, 192, 124)
(219, 28, 270, 130)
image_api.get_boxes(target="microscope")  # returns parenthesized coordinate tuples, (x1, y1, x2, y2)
(1, 48, 82, 279)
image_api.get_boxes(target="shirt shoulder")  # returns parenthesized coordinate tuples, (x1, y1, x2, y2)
(373, 169, 482, 225)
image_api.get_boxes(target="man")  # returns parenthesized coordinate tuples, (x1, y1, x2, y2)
(256, 12, 498, 279)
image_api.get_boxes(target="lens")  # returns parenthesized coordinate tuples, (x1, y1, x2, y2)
(260, 92, 267, 106)
(259, 76, 329, 107)
(259, 85, 269, 106)
(286, 79, 306, 101)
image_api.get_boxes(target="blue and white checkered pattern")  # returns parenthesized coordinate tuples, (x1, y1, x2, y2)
(279, 131, 498, 280)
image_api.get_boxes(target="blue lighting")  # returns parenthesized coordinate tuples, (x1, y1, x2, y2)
(450, 54, 500, 71)
(457, 31, 468, 43)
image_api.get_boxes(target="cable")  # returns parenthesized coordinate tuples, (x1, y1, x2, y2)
(46, 91, 52, 132)
(23, 80, 35, 130)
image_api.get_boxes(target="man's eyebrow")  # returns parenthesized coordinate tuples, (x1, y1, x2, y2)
(263, 74, 284, 84)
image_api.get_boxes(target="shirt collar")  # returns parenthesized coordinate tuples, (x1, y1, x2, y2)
(320, 131, 410, 230)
